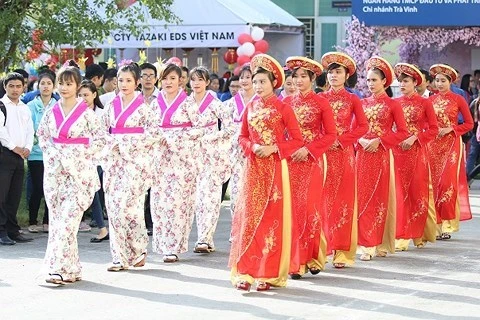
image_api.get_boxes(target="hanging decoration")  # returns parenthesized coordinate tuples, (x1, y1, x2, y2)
(209, 48, 220, 73)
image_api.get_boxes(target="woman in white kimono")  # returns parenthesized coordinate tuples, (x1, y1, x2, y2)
(38, 64, 105, 284)
(150, 63, 204, 263)
(102, 63, 161, 271)
(189, 67, 234, 253)
(223, 65, 257, 218)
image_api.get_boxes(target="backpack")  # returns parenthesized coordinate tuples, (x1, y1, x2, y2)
(0, 101, 6, 152)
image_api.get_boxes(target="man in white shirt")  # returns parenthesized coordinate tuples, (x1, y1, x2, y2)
(417, 69, 432, 98)
(0, 72, 35, 245)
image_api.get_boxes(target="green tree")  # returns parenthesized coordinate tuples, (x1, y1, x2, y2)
(0, 0, 177, 70)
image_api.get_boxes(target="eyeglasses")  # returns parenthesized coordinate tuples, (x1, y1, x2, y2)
(141, 74, 156, 80)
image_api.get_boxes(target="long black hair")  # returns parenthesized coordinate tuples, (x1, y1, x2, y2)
(79, 79, 104, 109)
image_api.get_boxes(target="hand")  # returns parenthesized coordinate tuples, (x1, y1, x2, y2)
(364, 138, 380, 152)
(291, 147, 309, 162)
(438, 127, 453, 138)
(22, 148, 30, 158)
(400, 135, 417, 150)
(358, 138, 369, 149)
(12, 147, 26, 159)
(254, 145, 277, 158)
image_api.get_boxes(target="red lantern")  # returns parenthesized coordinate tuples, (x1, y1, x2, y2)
(167, 56, 182, 67)
(223, 48, 238, 65)
(237, 55, 251, 66)
(238, 33, 253, 45)
(254, 40, 269, 53)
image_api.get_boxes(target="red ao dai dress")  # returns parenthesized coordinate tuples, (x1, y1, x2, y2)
(357, 93, 409, 257)
(283, 91, 336, 276)
(102, 92, 160, 268)
(321, 88, 368, 266)
(427, 91, 473, 235)
(393, 93, 439, 250)
(229, 94, 303, 287)
(191, 92, 235, 250)
(38, 99, 105, 281)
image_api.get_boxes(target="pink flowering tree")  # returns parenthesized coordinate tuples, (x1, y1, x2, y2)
(340, 16, 480, 94)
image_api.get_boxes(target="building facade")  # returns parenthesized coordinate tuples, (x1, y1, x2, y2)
(271, 0, 351, 60)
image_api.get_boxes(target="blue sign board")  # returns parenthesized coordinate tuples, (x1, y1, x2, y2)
(352, 1, 480, 26)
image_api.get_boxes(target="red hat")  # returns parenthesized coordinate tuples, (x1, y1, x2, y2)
(285, 56, 323, 76)
(321, 51, 356, 76)
(429, 64, 458, 83)
(251, 54, 285, 89)
(365, 56, 394, 88)
(394, 63, 423, 86)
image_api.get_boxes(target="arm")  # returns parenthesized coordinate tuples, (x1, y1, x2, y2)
(453, 95, 474, 136)
(24, 108, 34, 152)
(417, 99, 439, 146)
(207, 100, 235, 141)
(304, 101, 337, 160)
(337, 95, 368, 148)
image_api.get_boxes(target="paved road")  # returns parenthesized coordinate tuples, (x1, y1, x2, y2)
(2, 185, 480, 320)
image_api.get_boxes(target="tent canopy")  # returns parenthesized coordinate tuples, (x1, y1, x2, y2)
(94, 0, 303, 48)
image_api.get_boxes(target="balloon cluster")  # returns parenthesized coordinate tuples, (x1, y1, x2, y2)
(224, 26, 269, 75)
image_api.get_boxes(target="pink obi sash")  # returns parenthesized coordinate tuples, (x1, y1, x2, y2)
(157, 90, 190, 129)
(109, 94, 145, 134)
(52, 100, 89, 145)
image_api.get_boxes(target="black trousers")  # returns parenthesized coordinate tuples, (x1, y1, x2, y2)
(0, 148, 24, 237)
(28, 160, 48, 225)
(221, 179, 230, 202)
(144, 188, 152, 229)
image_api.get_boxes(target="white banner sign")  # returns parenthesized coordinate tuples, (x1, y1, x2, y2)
(98, 24, 251, 48)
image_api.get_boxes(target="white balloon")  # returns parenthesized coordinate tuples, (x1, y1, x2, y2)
(241, 42, 255, 57)
(236, 46, 245, 57)
(251, 27, 265, 41)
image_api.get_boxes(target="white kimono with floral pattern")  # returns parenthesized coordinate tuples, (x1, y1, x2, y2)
(224, 93, 256, 217)
(150, 90, 203, 255)
(190, 92, 234, 249)
(38, 99, 105, 281)
(102, 92, 160, 267)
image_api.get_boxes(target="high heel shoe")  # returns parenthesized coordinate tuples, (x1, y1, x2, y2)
(256, 282, 271, 291)
(235, 281, 251, 292)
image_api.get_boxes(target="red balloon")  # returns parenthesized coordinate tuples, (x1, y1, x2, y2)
(233, 66, 242, 76)
(237, 55, 251, 66)
(238, 33, 253, 45)
(167, 56, 182, 67)
(254, 40, 269, 53)
(223, 49, 238, 65)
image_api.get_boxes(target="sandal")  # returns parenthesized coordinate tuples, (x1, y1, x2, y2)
(64, 276, 82, 283)
(436, 235, 443, 241)
(107, 263, 128, 272)
(360, 253, 372, 261)
(194, 242, 214, 253)
(376, 251, 387, 257)
(134, 252, 147, 268)
(163, 254, 179, 263)
(416, 243, 425, 249)
(441, 233, 451, 240)
(290, 273, 302, 280)
(333, 263, 346, 269)
(309, 267, 321, 275)
(256, 281, 271, 291)
(45, 273, 65, 285)
(235, 281, 251, 292)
